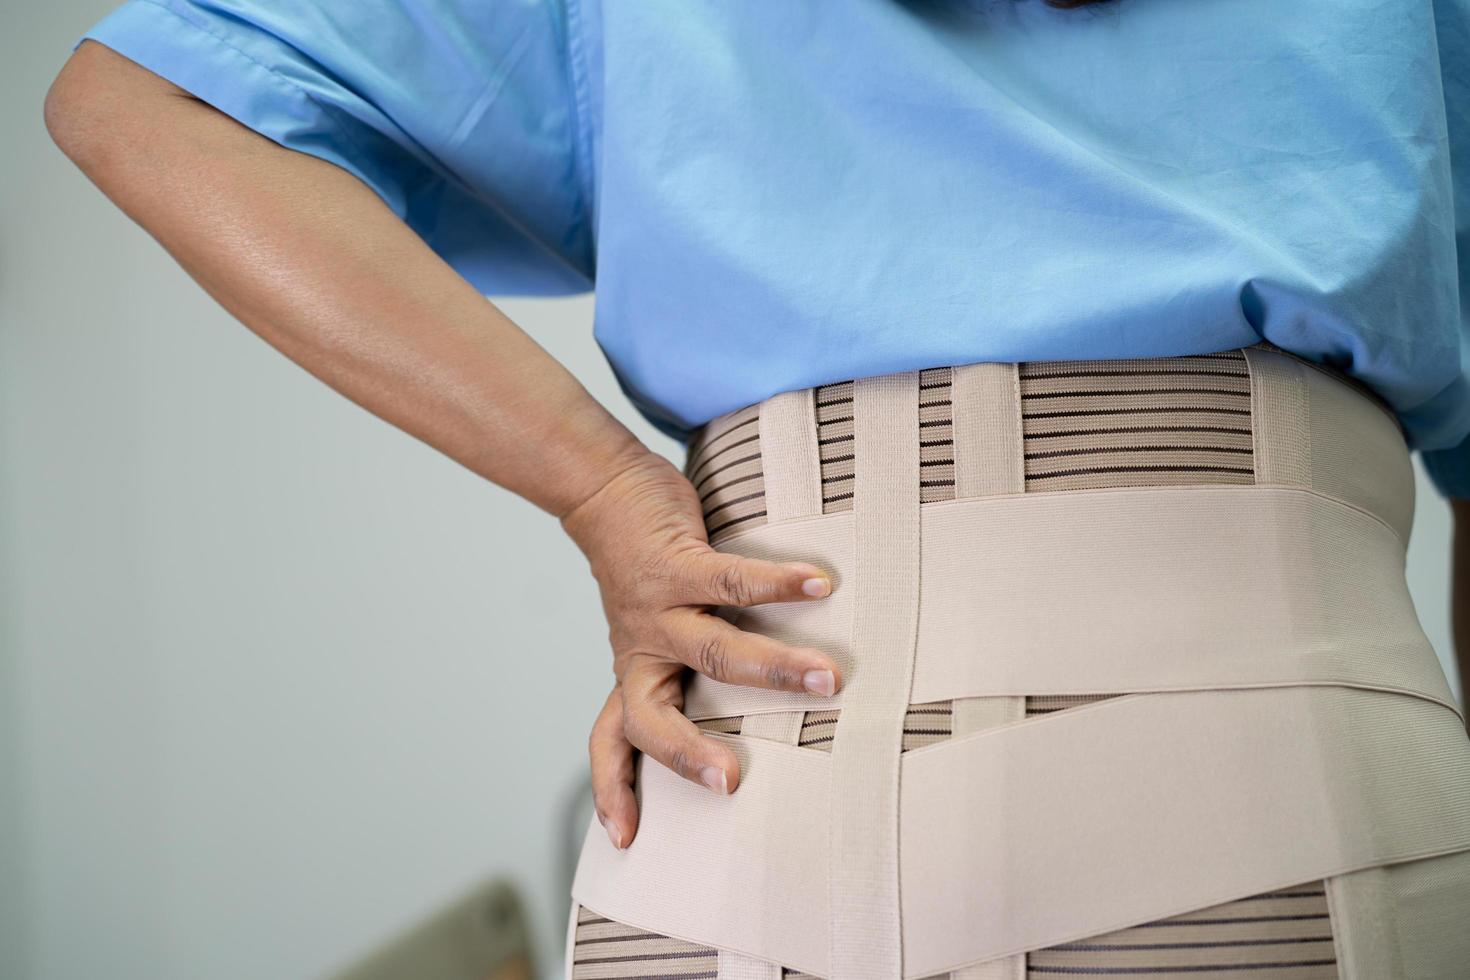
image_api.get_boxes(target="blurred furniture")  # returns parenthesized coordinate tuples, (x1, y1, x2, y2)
(327, 877, 535, 980)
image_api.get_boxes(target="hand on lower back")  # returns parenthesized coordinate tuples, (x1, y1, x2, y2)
(560, 450, 840, 849)
(46, 39, 840, 857)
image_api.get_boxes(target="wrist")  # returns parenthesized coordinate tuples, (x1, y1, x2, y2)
(556, 443, 667, 553)
(521, 390, 652, 522)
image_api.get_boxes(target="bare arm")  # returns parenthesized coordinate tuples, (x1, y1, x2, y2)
(45, 40, 842, 848)
(45, 40, 640, 518)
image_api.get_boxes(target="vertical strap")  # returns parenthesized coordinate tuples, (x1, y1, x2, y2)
(705, 388, 809, 980)
(946, 443, 1029, 980)
(951, 361, 1025, 497)
(717, 949, 783, 980)
(828, 372, 923, 980)
(759, 388, 824, 522)
(950, 380, 1028, 977)
(1242, 346, 1311, 487)
(717, 709, 804, 979)
(738, 710, 805, 743)
(951, 956, 1026, 980)
(950, 696, 1027, 980)
(1323, 869, 1397, 980)
(951, 697, 1024, 736)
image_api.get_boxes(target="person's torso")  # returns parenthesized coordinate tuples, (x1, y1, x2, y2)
(572, 0, 1465, 451)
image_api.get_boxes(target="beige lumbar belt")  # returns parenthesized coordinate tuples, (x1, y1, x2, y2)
(573, 685, 1470, 978)
(570, 371, 1470, 978)
(683, 486, 1459, 722)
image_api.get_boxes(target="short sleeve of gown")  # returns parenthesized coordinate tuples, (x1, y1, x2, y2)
(73, 0, 594, 296)
(1421, 0, 1470, 498)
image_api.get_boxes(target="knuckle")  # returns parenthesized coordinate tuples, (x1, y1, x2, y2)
(623, 651, 666, 691)
(620, 701, 651, 747)
(608, 633, 640, 675)
(691, 631, 730, 680)
(665, 746, 694, 781)
(762, 658, 800, 691)
(625, 652, 660, 689)
(711, 562, 755, 606)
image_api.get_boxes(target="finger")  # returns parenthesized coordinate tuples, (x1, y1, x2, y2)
(621, 659, 741, 795)
(667, 609, 841, 696)
(672, 549, 834, 608)
(589, 687, 640, 849)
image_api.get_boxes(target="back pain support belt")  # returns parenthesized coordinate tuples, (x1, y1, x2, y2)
(568, 342, 1470, 979)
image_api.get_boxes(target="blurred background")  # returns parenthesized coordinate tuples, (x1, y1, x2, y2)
(2, 4, 1464, 980)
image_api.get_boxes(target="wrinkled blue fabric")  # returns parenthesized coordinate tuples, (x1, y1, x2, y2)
(75, 0, 1470, 497)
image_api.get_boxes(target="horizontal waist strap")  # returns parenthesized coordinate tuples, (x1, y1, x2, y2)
(572, 685, 1470, 978)
(684, 484, 1460, 722)
(685, 342, 1416, 549)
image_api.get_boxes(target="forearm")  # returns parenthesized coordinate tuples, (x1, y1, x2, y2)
(45, 41, 647, 521)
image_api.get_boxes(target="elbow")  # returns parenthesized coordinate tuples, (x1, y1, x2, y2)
(44, 40, 168, 178)
(45, 46, 110, 168)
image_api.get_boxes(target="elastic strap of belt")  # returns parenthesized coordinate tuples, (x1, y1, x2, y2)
(828, 372, 923, 979)
(949, 697, 1027, 980)
(571, 684, 1470, 976)
(758, 387, 823, 522)
(716, 949, 783, 980)
(951, 361, 1024, 497)
(951, 955, 1026, 980)
(1243, 345, 1311, 486)
(718, 706, 806, 977)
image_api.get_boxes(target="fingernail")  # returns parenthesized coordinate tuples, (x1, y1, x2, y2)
(700, 765, 728, 794)
(802, 577, 831, 597)
(803, 669, 836, 697)
(606, 820, 623, 850)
